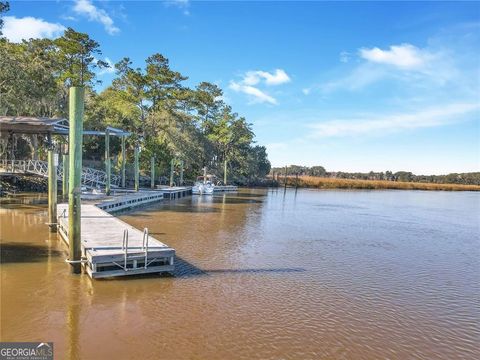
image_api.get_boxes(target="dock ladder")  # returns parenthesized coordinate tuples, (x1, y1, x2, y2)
(115, 228, 151, 271)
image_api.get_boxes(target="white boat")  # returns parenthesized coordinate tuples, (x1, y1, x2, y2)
(192, 181, 214, 195)
(192, 169, 215, 195)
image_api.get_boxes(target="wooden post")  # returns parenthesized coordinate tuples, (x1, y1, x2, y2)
(284, 165, 288, 189)
(62, 154, 69, 200)
(150, 156, 155, 189)
(121, 136, 126, 188)
(134, 145, 139, 191)
(68, 86, 84, 274)
(295, 173, 299, 189)
(105, 128, 111, 195)
(179, 160, 184, 186)
(48, 150, 57, 233)
(224, 157, 227, 185)
(169, 158, 174, 187)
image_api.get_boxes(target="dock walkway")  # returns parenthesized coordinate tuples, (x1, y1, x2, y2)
(56, 188, 190, 279)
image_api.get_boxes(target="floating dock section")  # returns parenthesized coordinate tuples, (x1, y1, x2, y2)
(56, 189, 190, 279)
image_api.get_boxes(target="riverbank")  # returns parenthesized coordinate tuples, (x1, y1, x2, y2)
(281, 175, 480, 191)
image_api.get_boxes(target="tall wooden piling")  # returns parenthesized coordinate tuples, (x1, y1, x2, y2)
(169, 158, 174, 187)
(48, 150, 57, 233)
(62, 154, 69, 200)
(121, 136, 126, 188)
(150, 156, 155, 189)
(134, 145, 139, 191)
(284, 166, 288, 189)
(68, 86, 84, 274)
(105, 128, 111, 195)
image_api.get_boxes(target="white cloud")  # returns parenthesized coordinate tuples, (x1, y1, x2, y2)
(229, 68, 290, 105)
(73, 0, 119, 35)
(229, 81, 278, 105)
(309, 103, 480, 138)
(243, 69, 291, 86)
(3, 16, 65, 42)
(359, 43, 431, 69)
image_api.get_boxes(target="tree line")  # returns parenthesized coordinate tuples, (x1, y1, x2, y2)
(0, 3, 270, 184)
(271, 166, 480, 186)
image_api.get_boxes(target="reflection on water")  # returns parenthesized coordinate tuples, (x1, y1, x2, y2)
(1, 189, 479, 359)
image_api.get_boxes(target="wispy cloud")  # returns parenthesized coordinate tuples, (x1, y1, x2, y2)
(319, 42, 460, 94)
(97, 57, 115, 75)
(229, 69, 290, 105)
(309, 102, 480, 138)
(2, 16, 65, 42)
(229, 82, 278, 105)
(73, 0, 119, 35)
(164, 0, 190, 16)
(339, 51, 350, 63)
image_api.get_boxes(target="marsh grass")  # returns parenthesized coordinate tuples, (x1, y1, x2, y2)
(281, 176, 480, 191)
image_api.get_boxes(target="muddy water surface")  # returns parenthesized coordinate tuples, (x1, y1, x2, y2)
(1, 189, 479, 359)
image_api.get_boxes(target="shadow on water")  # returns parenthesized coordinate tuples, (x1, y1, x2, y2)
(173, 256, 306, 278)
(98, 256, 305, 281)
(0, 242, 63, 264)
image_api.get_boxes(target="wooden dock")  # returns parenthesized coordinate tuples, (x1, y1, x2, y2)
(56, 190, 189, 278)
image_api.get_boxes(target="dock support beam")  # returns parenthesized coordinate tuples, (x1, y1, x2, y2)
(68, 86, 84, 274)
(284, 165, 287, 189)
(169, 158, 174, 187)
(48, 150, 57, 233)
(121, 136, 126, 188)
(105, 128, 111, 195)
(134, 145, 139, 191)
(151, 156, 155, 189)
(62, 154, 69, 200)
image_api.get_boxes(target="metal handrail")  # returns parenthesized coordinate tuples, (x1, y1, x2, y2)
(1, 159, 121, 188)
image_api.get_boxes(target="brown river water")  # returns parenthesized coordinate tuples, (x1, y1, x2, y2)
(1, 189, 479, 359)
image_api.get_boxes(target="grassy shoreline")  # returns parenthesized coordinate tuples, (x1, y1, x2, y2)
(280, 175, 480, 191)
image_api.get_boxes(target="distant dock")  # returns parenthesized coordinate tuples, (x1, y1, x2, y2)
(56, 188, 190, 278)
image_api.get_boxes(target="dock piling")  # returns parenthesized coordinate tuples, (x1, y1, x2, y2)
(134, 145, 139, 191)
(105, 128, 111, 195)
(68, 86, 84, 274)
(151, 156, 155, 189)
(224, 158, 228, 185)
(170, 158, 174, 187)
(121, 136, 126, 188)
(62, 154, 69, 200)
(48, 150, 57, 232)
(180, 160, 184, 186)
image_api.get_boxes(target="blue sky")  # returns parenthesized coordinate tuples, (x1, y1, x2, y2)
(3, 1, 479, 174)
